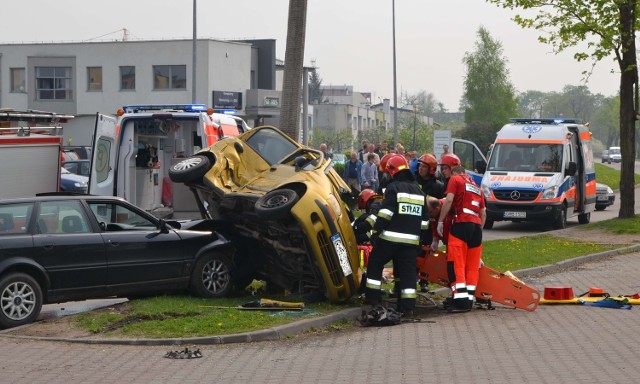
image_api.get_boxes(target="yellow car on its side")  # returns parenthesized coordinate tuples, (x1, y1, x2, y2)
(169, 126, 359, 303)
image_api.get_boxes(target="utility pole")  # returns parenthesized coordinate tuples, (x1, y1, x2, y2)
(191, 0, 197, 104)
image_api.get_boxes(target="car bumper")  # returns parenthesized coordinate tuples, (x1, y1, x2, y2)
(485, 201, 564, 222)
(596, 195, 615, 207)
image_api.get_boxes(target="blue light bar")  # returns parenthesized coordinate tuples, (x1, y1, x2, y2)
(122, 104, 208, 114)
(509, 118, 583, 124)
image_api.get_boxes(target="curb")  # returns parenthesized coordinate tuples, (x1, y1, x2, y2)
(2, 243, 639, 346)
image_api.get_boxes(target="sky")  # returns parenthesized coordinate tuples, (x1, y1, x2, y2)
(1, 0, 621, 112)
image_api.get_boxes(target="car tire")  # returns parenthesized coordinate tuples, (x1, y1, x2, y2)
(552, 205, 567, 230)
(254, 189, 299, 219)
(578, 212, 591, 224)
(483, 220, 494, 229)
(0, 273, 43, 329)
(595, 205, 606, 211)
(169, 155, 212, 183)
(190, 252, 234, 298)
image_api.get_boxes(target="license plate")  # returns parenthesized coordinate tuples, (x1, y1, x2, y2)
(331, 233, 352, 277)
(597, 196, 609, 202)
(504, 211, 526, 218)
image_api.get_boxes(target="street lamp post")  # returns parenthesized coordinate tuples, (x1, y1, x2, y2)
(392, 0, 398, 147)
(412, 105, 418, 151)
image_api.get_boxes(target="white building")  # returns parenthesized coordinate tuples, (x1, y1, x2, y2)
(0, 38, 285, 146)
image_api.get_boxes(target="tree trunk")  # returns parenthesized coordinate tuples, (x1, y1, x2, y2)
(617, 0, 637, 218)
(279, 0, 308, 142)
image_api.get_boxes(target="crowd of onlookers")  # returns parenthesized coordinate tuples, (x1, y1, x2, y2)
(337, 140, 438, 199)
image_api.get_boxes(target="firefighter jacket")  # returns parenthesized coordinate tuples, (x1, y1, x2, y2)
(373, 173, 428, 246)
(417, 176, 445, 199)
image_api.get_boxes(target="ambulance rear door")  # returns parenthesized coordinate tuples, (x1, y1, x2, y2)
(89, 113, 118, 196)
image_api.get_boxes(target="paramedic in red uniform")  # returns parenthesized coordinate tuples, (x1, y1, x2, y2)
(437, 164, 486, 312)
(364, 155, 428, 316)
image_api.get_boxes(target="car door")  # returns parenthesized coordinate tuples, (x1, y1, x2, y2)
(89, 113, 118, 196)
(32, 200, 107, 293)
(87, 201, 186, 287)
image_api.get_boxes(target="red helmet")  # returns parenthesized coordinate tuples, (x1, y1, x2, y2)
(358, 189, 380, 210)
(439, 153, 461, 168)
(418, 153, 438, 175)
(386, 155, 409, 177)
(379, 153, 401, 172)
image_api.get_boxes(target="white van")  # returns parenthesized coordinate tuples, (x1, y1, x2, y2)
(480, 118, 596, 230)
(89, 104, 251, 218)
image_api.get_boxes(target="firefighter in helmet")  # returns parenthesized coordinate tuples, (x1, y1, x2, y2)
(377, 153, 402, 194)
(437, 164, 486, 312)
(352, 189, 383, 244)
(364, 155, 428, 316)
(431, 153, 461, 252)
(417, 153, 445, 199)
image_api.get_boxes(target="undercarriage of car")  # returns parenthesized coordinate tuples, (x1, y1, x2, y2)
(199, 190, 327, 300)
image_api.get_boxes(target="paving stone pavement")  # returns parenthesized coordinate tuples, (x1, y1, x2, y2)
(1, 249, 640, 384)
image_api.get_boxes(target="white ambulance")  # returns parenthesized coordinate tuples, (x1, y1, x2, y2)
(89, 104, 250, 218)
(480, 118, 596, 229)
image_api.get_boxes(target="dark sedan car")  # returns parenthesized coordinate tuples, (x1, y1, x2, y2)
(0, 194, 234, 328)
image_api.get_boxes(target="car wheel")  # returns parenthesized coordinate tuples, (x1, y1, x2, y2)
(254, 188, 299, 219)
(0, 273, 43, 329)
(578, 212, 590, 224)
(169, 155, 212, 183)
(552, 205, 567, 230)
(190, 252, 234, 298)
(483, 220, 494, 229)
(595, 205, 606, 211)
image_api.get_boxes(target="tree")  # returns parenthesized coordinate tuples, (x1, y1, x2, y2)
(401, 90, 440, 116)
(280, 0, 308, 141)
(518, 90, 548, 118)
(308, 65, 323, 104)
(460, 26, 518, 150)
(486, 0, 637, 218)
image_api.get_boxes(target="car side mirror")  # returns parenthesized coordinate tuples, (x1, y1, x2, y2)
(475, 160, 486, 174)
(158, 218, 170, 234)
(566, 161, 577, 176)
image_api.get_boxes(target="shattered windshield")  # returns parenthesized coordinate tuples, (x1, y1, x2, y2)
(245, 127, 299, 165)
(488, 143, 563, 172)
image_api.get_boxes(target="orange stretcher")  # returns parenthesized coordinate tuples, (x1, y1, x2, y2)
(416, 248, 540, 312)
(358, 244, 541, 311)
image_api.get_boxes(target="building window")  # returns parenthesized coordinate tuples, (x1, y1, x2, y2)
(87, 67, 102, 91)
(120, 66, 135, 90)
(36, 66, 73, 100)
(10, 68, 26, 93)
(153, 65, 186, 90)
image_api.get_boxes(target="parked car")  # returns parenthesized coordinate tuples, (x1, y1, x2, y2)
(168, 125, 360, 303)
(595, 183, 615, 210)
(0, 194, 234, 328)
(608, 146, 622, 163)
(62, 159, 91, 177)
(60, 167, 89, 193)
(332, 153, 347, 166)
(601, 150, 610, 163)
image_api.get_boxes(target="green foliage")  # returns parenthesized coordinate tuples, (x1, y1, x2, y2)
(397, 123, 433, 153)
(461, 26, 518, 150)
(313, 128, 354, 153)
(309, 67, 323, 104)
(587, 215, 640, 234)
